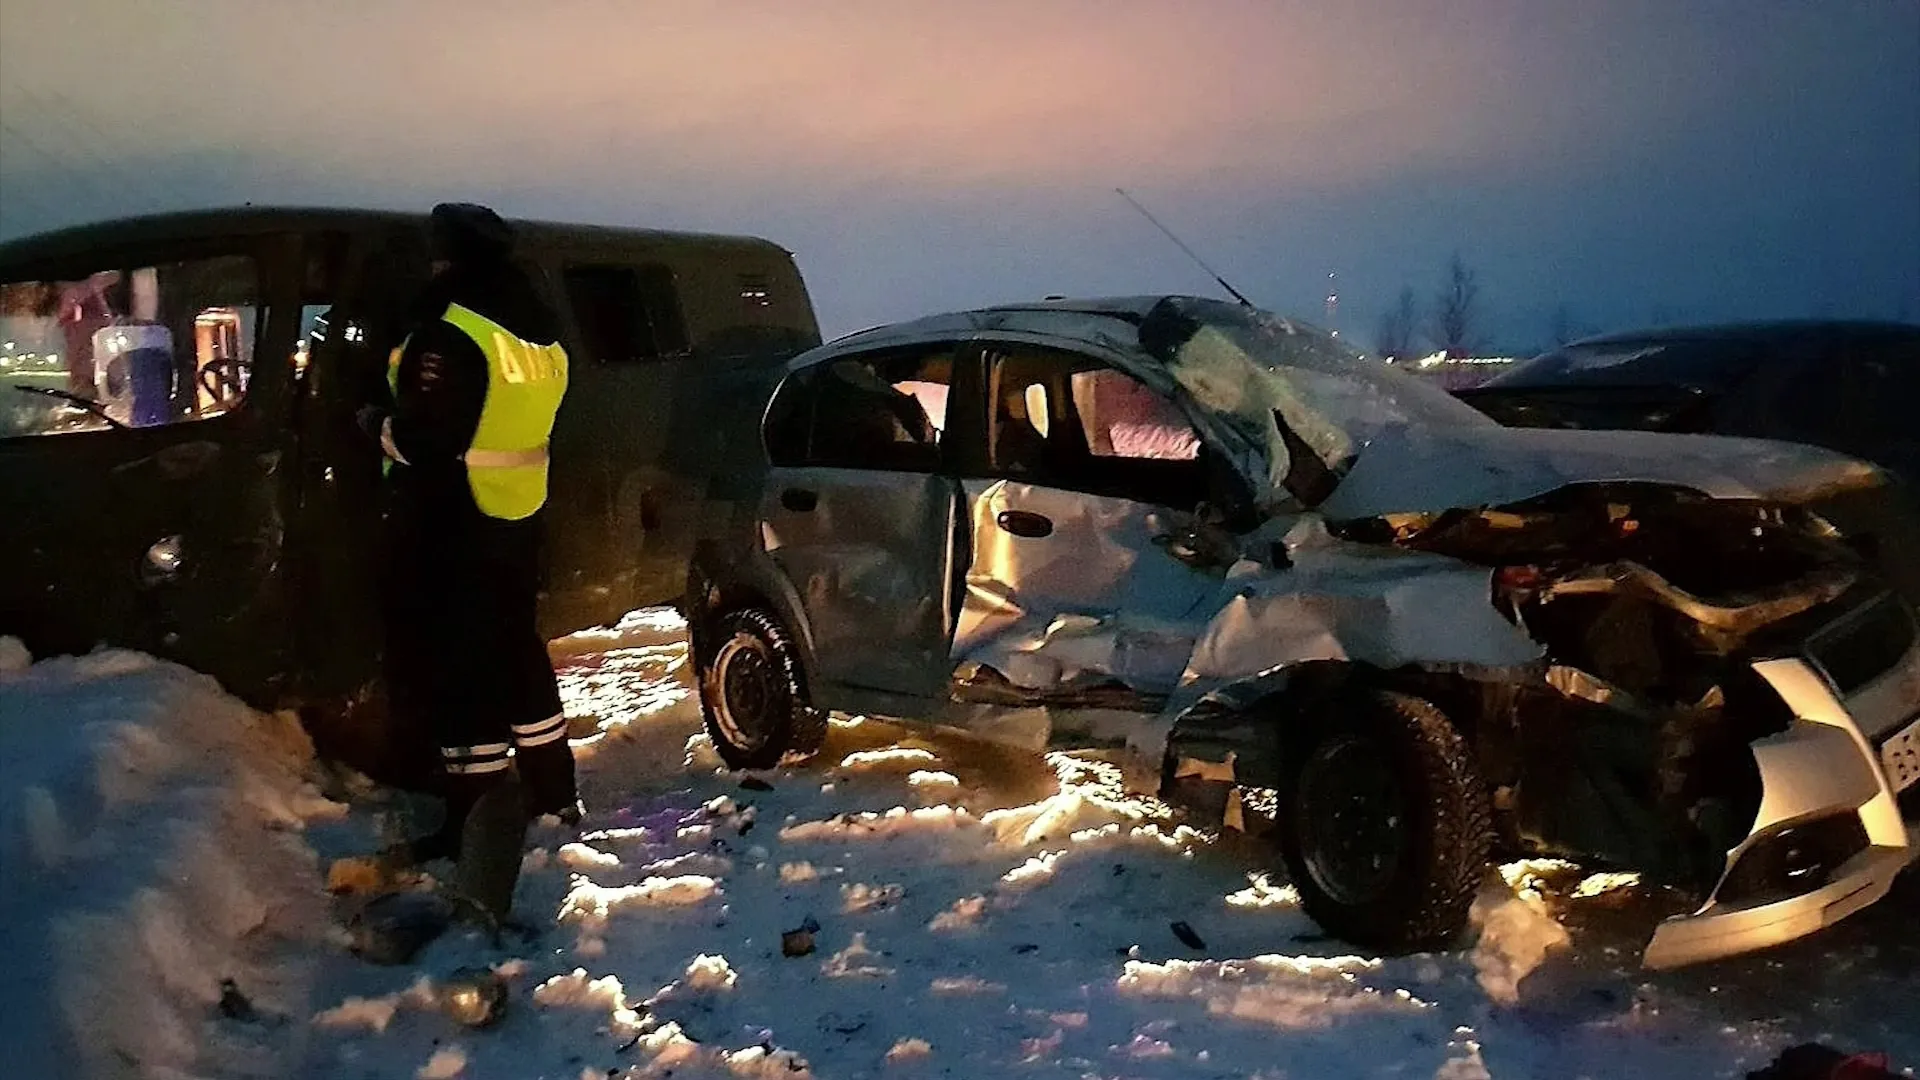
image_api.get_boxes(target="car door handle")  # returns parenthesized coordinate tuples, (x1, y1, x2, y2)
(996, 510, 1053, 538)
(781, 487, 819, 513)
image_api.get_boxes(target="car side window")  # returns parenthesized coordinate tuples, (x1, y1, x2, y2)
(1, 255, 259, 438)
(561, 263, 689, 362)
(983, 344, 1206, 506)
(764, 346, 952, 472)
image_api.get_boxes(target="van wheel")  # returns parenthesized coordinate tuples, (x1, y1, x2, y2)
(698, 608, 826, 770)
(1273, 689, 1490, 953)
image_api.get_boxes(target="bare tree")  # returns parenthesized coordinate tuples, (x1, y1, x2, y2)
(1374, 285, 1418, 360)
(1427, 253, 1481, 356)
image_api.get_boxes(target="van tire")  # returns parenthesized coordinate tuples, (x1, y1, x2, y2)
(697, 608, 826, 770)
(1273, 688, 1490, 953)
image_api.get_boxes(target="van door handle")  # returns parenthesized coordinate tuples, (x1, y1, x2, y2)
(781, 487, 819, 513)
(996, 510, 1053, 538)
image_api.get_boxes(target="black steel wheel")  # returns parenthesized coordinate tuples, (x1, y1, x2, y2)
(697, 608, 826, 770)
(1274, 688, 1491, 953)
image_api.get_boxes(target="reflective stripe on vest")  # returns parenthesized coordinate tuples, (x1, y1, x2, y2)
(442, 303, 568, 521)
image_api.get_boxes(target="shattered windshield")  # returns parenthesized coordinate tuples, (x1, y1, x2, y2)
(1138, 297, 1494, 486)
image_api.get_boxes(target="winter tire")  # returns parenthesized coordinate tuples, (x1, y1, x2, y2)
(698, 607, 826, 770)
(1274, 688, 1491, 953)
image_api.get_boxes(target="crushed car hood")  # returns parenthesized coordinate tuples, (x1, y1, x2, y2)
(1316, 425, 1885, 520)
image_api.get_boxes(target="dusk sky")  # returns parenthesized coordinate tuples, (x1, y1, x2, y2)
(0, 1, 1914, 350)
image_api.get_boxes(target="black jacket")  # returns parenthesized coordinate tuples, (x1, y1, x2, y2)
(381, 262, 563, 527)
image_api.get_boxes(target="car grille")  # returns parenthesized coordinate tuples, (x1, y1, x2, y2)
(1805, 592, 1917, 697)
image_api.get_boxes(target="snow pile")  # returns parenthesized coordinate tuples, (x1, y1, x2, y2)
(885, 1037, 933, 1063)
(838, 746, 939, 771)
(1470, 866, 1574, 1005)
(1116, 953, 1431, 1029)
(558, 873, 722, 923)
(0, 646, 344, 1080)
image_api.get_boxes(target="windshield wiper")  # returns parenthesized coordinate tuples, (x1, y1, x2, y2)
(11, 385, 129, 430)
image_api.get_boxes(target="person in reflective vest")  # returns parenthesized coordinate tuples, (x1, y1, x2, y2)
(356, 203, 580, 878)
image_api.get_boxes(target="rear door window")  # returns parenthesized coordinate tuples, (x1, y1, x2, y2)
(560, 263, 689, 362)
(1, 254, 260, 438)
(764, 346, 953, 472)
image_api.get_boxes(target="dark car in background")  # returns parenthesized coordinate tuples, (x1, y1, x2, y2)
(1457, 321, 1920, 607)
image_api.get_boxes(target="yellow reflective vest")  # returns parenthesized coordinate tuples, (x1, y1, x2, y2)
(386, 303, 569, 521)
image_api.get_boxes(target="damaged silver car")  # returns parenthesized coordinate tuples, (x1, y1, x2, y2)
(685, 295, 1920, 968)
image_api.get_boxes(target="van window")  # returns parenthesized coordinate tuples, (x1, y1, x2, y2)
(765, 347, 952, 472)
(1, 254, 259, 438)
(561, 264, 689, 362)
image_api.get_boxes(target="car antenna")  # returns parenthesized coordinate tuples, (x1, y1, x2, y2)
(1115, 187, 1255, 308)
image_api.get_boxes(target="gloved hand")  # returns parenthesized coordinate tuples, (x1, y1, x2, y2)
(355, 405, 388, 442)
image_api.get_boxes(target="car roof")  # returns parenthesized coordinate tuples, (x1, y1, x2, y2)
(795, 294, 1228, 369)
(0, 206, 795, 266)
(1564, 319, 1920, 351)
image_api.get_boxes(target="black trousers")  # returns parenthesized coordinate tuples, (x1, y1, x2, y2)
(383, 505, 577, 821)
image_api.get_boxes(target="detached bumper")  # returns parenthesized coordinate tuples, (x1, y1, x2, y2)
(1643, 656, 1918, 969)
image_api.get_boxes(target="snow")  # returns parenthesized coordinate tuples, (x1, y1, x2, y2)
(883, 1036, 932, 1063)
(7, 612, 1920, 1079)
(0, 648, 348, 1080)
(415, 1045, 467, 1078)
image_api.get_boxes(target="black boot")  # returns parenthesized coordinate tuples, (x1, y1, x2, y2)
(403, 773, 492, 865)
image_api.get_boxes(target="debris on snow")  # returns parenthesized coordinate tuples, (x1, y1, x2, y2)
(782, 917, 821, 957)
(438, 966, 510, 1028)
(348, 890, 457, 965)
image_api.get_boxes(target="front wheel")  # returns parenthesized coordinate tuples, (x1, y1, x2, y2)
(697, 608, 826, 770)
(1273, 688, 1491, 953)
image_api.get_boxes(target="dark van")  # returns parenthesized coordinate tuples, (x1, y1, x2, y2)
(0, 207, 820, 779)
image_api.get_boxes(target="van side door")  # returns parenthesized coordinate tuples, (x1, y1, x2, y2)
(0, 238, 297, 697)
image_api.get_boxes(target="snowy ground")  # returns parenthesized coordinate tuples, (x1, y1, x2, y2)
(3, 613, 1917, 1079)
